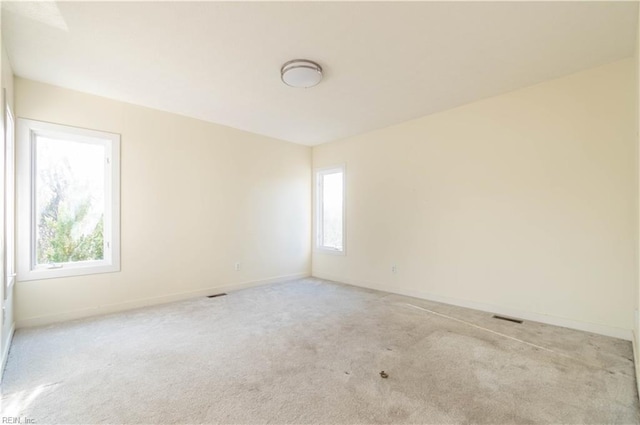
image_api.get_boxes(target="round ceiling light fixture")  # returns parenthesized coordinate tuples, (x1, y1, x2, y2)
(281, 59, 323, 88)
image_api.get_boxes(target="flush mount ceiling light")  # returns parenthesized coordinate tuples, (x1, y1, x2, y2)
(281, 59, 323, 88)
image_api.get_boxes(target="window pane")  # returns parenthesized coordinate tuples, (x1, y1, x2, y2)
(34, 136, 105, 265)
(322, 171, 343, 250)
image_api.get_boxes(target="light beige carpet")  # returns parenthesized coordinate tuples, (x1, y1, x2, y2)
(1, 278, 638, 424)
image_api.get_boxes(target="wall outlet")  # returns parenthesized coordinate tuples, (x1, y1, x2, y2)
(391, 265, 398, 274)
(234, 262, 241, 271)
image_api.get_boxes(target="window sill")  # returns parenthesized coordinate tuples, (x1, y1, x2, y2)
(315, 247, 346, 256)
(18, 263, 120, 282)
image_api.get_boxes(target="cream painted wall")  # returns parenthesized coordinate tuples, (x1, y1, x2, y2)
(14, 78, 311, 326)
(635, 3, 640, 393)
(313, 58, 637, 338)
(1, 37, 16, 374)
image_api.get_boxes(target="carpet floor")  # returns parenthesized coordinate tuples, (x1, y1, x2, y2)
(1, 278, 638, 424)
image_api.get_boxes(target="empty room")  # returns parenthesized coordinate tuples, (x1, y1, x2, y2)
(0, 1, 639, 423)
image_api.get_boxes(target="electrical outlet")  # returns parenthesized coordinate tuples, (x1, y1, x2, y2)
(391, 265, 398, 274)
(234, 262, 241, 271)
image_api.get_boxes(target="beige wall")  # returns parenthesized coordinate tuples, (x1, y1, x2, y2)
(1, 35, 15, 373)
(313, 58, 637, 338)
(14, 78, 311, 326)
(635, 3, 640, 393)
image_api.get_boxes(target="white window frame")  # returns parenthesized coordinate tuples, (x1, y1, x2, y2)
(16, 118, 120, 281)
(4, 96, 15, 293)
(315, 164, 346, 255)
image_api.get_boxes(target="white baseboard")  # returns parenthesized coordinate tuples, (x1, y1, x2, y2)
(314, 273, 632, 341)
(16, 272, 310, 328)
(634, 311, 640, 400)
(1, 322, 16, 383)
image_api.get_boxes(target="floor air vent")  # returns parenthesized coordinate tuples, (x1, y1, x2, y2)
(207, 293, 227, 298)
(492, 315, 523, 324)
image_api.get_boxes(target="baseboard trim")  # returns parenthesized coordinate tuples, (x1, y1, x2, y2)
(1, 322, 16, 383)
(633, 328, 640, 401)
(314, 273, 632, 341)
(16, 272, 310, 328)
(634, 309, 640, 400)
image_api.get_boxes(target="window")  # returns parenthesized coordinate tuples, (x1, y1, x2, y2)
(17, 119, 120, 281)
(315, 165, 345, 253)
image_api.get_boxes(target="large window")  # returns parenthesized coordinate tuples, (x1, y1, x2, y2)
(315, 165, 345, 253)
(17, 119, 120, 281)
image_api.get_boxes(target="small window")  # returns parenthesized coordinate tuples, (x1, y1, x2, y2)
(315, 165, 345, 253)
(17, 119, 120, 281)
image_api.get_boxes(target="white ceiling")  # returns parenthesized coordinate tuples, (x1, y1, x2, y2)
(2, 1, 638, 146)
